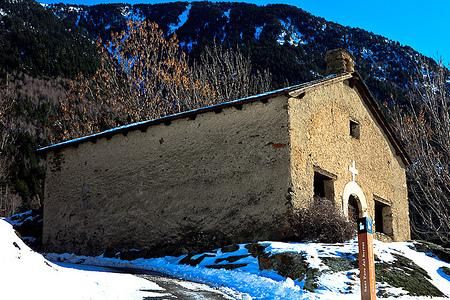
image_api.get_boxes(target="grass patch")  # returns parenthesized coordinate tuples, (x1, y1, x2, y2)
(376, 254, 444, 297)
(304, 268, 321, 292)
(258, 252, 320, 292)
(321, 256, 358, 272)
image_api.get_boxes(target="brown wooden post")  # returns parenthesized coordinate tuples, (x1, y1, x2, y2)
(357, 216, 377, 300)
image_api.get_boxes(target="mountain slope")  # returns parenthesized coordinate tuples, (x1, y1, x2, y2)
(0, 0, 98, 78)
(43, 1, 444, 105)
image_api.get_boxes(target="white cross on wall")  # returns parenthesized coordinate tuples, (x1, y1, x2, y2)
(349, 160, 358, 182)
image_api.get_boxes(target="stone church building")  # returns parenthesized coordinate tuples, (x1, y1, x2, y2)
(38, 49, 411, 255)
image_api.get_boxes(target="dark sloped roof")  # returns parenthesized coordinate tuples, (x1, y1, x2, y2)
(37, 72, 410, 165)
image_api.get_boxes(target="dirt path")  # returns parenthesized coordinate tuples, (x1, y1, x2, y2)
(56, 262, 235, 299)
(138, 273, 233, 299)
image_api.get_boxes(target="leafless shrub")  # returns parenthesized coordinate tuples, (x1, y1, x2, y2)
(393, 61, 450, 245)
(289, 199, 356, 243)
(0, 185, 22, 216)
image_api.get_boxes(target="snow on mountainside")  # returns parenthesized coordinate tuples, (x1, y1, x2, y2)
(40, 1, 447, 105)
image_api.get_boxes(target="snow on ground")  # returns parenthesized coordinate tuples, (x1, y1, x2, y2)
(0, 219, 168, 300)
(46, 239, 450, 300)
(168, 3, 191, 35)
(3, 211, 449, 300)
(5, 209, 36, 226)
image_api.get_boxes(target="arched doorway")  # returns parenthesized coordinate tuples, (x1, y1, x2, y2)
(342, 181, 368, 220)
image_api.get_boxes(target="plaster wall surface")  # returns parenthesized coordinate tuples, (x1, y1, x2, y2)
(287, 81, 410, 241)
(43, 97, 292, 255)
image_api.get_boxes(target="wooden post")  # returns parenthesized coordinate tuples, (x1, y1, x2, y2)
(357, 217, 377, 300)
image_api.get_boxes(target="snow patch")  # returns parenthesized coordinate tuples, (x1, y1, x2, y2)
(120, 6, 144, 22)
(168, 4, 191, 35)
(277, 18, 307, 46)
(223, 8, 231, 21)
(67, 6, 82, 13)
(5, 210, 35, 226)
(179, 39, 197, 52)
(254, 25, 264, 40)
(361, 47, 374, 60)
(0, 220, 165, 300)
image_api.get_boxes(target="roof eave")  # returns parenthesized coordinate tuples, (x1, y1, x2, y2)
(37, 74, 346, 154)
(350, 72, 412, 166)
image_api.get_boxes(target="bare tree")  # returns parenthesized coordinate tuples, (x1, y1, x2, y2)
(62, 21, 272, 141)
(0, 79, 13, 179)
(0, 73, 65, 215)
(394, 62, 450, 245)
(192, 42, 272, 102)
(60, 21, 215, 140)
(0, 75, 18, 216)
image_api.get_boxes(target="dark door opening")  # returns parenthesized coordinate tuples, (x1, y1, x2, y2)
(348, 195, 360, 223)
(375, 199, 393, 236)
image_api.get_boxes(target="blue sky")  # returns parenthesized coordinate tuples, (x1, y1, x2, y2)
(39, 0, 450, 65)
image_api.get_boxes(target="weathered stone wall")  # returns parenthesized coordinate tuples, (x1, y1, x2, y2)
(288, 81, 410, 241)
(43, 96, 293, 255)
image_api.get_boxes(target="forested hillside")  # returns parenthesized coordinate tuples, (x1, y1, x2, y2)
(0, 0, 98, 78)
(43, 1, 445, 105)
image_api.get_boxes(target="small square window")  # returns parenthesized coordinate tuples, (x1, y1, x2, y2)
(350, 120, 360, 139)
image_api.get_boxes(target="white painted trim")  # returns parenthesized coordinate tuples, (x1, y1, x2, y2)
(342, 181, 368, 218)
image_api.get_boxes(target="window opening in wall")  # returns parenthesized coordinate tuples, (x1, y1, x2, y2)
(313, 169, 335, 201)
(375, 199, 393, 236)
(350, 120, 360, 139)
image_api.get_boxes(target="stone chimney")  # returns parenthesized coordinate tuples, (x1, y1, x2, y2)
(325, 48, 355, 74)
